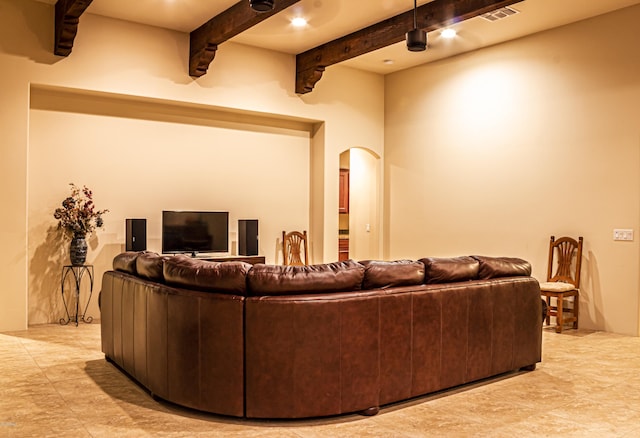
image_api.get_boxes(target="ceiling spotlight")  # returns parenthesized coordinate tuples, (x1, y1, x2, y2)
(441, 28, 457, 39)
(291, 17, 307, 27)
(249, 0, 274, 13)
(406, 0, 426, 52)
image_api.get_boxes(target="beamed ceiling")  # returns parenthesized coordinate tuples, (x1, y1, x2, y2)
(44, 0, 640, 94)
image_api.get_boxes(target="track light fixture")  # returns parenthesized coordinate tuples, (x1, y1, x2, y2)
(249, 0, 275, 13)
(406, 0, 427, 51)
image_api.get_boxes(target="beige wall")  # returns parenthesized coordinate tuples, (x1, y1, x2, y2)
(0, 0, 384, 330)
(2, 0, 637, 335)
(385, 5, 640, 335)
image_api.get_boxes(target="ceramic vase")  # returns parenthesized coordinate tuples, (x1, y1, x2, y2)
(69, 234, 88, 266)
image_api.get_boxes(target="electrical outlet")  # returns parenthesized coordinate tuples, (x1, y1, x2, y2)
(613, 229, 634, 241)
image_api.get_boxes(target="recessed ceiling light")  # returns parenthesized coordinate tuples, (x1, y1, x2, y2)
(441, 28, 457, 39)
(291, 17, 308, 27)
(383, 59, 394, 65)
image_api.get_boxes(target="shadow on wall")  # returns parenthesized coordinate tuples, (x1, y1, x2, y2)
(0, 0, 59, 65)
(274, 237, 282, 265)
(29, 225, 120, 325)
(583, 250, 604, 330)
(28, 225, 68, 325)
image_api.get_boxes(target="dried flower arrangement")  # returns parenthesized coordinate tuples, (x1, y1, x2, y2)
(53, 183, 108, 238)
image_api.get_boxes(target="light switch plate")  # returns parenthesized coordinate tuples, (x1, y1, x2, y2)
(613, 229, 634, 241)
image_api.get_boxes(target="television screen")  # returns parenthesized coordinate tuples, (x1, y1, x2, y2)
(162, 211, 229, 255)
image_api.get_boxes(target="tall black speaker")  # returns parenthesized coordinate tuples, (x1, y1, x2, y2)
(126, 218, 147, 251)
(238, 219, 258, 256)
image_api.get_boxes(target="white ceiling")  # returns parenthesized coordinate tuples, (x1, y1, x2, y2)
(37, 0, 640, 74)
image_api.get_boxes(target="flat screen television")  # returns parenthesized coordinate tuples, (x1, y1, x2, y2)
(162, 211, 229, 256)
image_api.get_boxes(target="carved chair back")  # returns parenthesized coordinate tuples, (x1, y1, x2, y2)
(282, 230, 308, 266)
(546, 235, 583, 288)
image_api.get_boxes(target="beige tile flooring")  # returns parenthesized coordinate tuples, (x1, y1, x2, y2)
(1, 323, 640, 438)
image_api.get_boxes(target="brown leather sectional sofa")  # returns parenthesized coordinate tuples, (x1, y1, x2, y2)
(100, 252, 542, 419)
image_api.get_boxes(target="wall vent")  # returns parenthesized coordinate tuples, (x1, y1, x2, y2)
(480, 6, 519, 22)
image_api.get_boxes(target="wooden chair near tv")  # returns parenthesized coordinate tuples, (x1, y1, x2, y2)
(282, 230, 308, 266)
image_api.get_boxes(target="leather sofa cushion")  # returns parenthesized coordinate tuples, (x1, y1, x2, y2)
(163, 255, 252, 295)
(136, 252, 170, 282)
(472, 255, 532, 279)
(421, 256, 479, 284)
(113, 251, 140, 275)
(247, 260, 365, 296)
(360, 260, 424, 289)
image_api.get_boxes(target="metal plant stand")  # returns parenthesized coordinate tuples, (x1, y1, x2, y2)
(60, 265, 94, 326)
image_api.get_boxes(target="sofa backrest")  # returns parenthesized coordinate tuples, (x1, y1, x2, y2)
(246, 260, 365, 296)
(163, 255, 252, 295)
(421, 256, 479, 284)
(113, 251, 140, 275)
(359, 259, 424, 289)
(136, 251, 170, 282)
(471, 255, 532, 279)
(111, 252, 532, 296)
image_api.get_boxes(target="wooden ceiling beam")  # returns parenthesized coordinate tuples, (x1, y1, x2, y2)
(54, 0, 94, 56)
(296, 0, 522, 94)
(190, 0, 302, 77)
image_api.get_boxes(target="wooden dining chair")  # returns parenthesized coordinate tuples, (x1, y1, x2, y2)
(282, 230, 308, 266)
(540, 236, 583, 333)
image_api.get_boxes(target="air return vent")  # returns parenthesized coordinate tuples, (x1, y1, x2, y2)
(480, 6, 519, 22)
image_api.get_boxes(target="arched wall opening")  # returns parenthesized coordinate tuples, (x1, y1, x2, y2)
(338, 147, 382, 262)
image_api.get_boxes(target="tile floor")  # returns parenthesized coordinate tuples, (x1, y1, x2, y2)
(1, 323, 639, 437)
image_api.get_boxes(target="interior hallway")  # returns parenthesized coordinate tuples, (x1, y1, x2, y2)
(2, 323, 640, 437)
